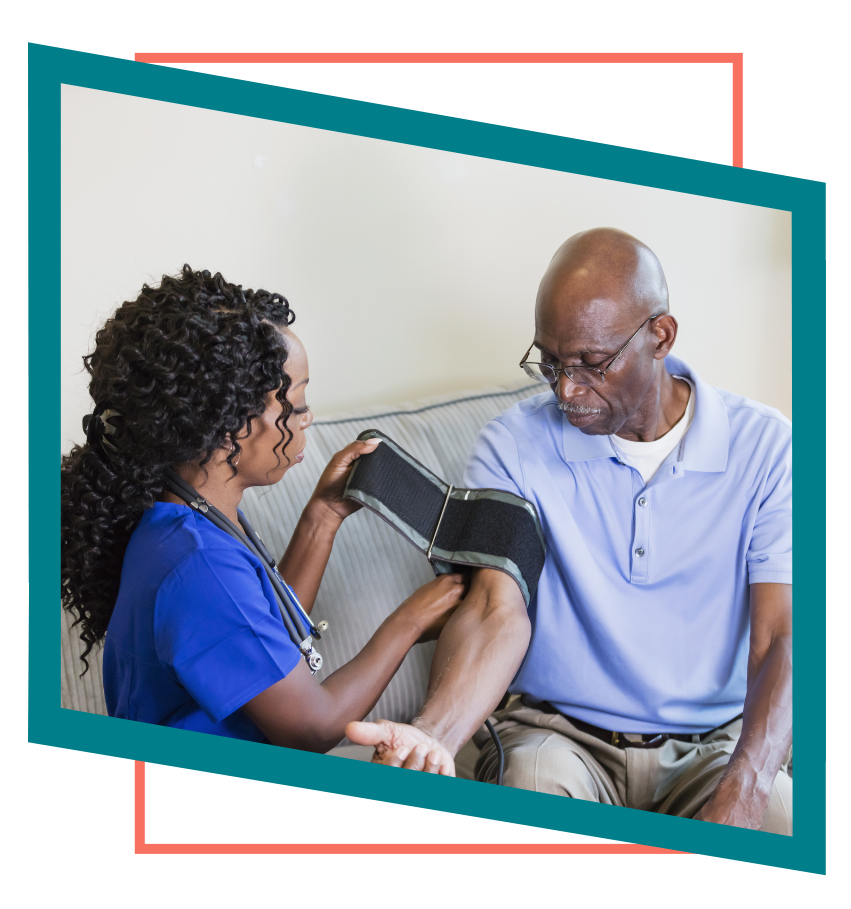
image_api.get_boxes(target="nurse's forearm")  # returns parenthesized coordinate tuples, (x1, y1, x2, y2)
(414, 569, 530, 756)
(242, 575, 464, 753)
(276, 502, 341, 613)
(244, 609, 422, 753)
(316, 612, 424, 740)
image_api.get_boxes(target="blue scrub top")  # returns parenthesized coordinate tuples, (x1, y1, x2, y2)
(103, 502, 301, 742)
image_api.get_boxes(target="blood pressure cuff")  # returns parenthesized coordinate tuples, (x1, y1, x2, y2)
(343, 429, 546, 607)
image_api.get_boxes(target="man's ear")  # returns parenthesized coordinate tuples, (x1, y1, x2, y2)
(652, 314, 679, 359)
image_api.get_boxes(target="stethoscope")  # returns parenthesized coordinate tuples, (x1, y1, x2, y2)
(161, 467, 505, 784)
(163, 468, 327, 674)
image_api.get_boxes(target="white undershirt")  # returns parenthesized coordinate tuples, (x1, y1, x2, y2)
(610, 377, 695, 485)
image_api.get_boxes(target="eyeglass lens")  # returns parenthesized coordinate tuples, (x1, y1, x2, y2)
(521, 361, 605, 387)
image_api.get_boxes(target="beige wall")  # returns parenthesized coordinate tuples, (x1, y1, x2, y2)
(61, 85, 791, 452)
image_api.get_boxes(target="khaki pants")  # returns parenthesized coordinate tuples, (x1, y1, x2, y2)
(474, 702, 792, 835)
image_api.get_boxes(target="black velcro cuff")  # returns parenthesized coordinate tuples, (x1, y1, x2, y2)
(343, 429, 545, 606)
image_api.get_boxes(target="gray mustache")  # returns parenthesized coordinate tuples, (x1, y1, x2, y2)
(558, 403, 601, 415)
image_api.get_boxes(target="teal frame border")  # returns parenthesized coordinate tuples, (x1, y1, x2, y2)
(30, 43, 825, 873)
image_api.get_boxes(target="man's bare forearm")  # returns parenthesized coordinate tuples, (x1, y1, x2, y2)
(412, 568, 531, 755)
(698, 583, 792, 828)
(707, 633, 792, 823)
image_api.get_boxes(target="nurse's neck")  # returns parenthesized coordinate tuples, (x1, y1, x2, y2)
(160, 452, 246, 526)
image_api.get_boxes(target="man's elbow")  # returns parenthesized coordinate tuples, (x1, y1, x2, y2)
(771, 630, 793, 665)
(452, 568, 531, 643)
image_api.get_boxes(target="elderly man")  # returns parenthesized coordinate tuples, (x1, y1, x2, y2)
(348, 228, 792, 834)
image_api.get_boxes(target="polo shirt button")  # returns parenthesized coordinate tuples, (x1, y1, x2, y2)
(638, 497, 647, 506)
(635, 547, 645, 557)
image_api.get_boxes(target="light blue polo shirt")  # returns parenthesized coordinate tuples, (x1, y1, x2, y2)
(463, 355, 792, 734)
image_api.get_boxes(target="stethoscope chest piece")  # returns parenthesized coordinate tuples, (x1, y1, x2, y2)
(300, 638, 323, 674)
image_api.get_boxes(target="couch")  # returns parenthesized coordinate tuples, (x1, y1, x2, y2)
(60, 378, 542, 776)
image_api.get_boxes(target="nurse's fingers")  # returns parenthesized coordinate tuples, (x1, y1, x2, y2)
(333, 437, 381, 469)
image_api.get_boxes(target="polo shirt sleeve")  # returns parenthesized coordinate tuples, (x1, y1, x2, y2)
(463, 417, 525, 498)
(153, 548, 302, 724)
(747, 427, 792, 585)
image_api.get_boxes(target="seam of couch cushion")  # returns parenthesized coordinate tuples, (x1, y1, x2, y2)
(61, 378, 544, 728)
(314, 381, 539, 426)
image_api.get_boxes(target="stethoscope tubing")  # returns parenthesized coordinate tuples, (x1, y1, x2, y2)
(162, 469, 315, 647)
(237, 509, 319, 639)
(162, 468, 504, 782)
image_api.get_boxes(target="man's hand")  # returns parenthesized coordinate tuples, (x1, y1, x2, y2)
(345, 569, 528, 777)
(345, 719, 456, 776)
(693, 768, 772, 829)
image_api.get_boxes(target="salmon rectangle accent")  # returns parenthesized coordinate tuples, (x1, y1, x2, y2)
(733, 54, 851, 167)
(133, 761, 690, 855)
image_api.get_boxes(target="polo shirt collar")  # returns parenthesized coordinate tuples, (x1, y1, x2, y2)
(665, 355, 729, 473)
(560, 354, 729, 473)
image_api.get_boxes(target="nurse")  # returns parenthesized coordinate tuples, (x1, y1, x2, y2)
(61, 265, 464, 769)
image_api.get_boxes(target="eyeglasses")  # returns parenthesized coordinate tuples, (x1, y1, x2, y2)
(519, 314, 662, 388)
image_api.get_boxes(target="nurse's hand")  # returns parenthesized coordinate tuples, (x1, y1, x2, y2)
(308, 437, 381, 525)
(345, 719, 456, 776)
(398, 573, 467, 643)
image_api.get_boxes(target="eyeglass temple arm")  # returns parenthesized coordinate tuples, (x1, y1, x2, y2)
(599, 313, 662, 376)
(520, 313, 662, 375)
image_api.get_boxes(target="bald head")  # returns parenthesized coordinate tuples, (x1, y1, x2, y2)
(538, 227, 668, 327)
(531, 228, 681, 437)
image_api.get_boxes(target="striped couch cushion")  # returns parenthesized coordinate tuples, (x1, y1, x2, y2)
(61, 378, 542, 729)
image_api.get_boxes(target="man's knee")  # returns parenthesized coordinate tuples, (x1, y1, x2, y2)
(760, 769, 793, 836)
(475, 727, 610, 801)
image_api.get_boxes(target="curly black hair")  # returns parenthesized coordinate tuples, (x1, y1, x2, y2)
(61, 265, 296, 671)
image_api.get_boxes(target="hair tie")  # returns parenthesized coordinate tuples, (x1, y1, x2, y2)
(82, 408, 121, 455)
